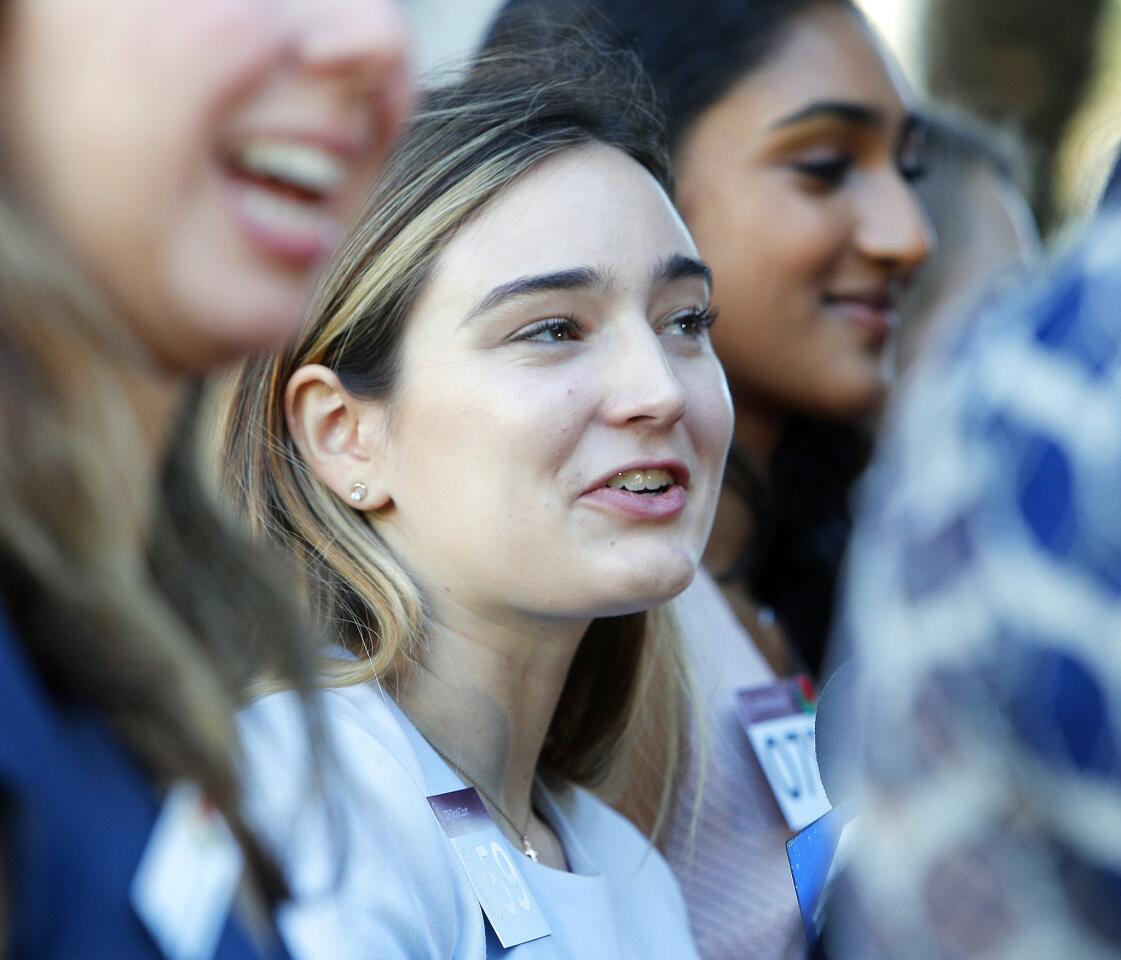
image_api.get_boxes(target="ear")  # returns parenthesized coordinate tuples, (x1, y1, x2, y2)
(284, 364, 392, 511)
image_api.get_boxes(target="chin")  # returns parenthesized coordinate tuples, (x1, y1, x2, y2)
(162, 249, 313, 370)
(174, 286, 310, 371)
(791, 367, 887, 422)
(587, 548, 698, 617)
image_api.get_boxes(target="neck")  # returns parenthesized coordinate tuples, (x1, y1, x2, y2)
(395, 601, 589, 836)
(701, 394, 784, 577)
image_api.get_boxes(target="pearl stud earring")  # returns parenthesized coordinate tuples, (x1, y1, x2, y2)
(349, 481, 368, 504)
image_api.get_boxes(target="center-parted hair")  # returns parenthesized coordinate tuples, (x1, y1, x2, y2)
(222, 35, 689, 793)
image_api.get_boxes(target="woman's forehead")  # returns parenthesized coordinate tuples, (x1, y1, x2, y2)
(720, 5, 912, 136)
(429, 145, 696, 300)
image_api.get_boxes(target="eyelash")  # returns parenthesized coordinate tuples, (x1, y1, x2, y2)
(512, 307, 718, 343)
(793, 156, 853, 188)
(662, 306, 719, 337)
(512, 314, 584, 343)
(794, 153, 928, 187)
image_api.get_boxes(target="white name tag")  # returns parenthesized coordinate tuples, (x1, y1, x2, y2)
(131, 782, 245, 960)
(428, 787, 551, 948)
(736, 678, 831, 831)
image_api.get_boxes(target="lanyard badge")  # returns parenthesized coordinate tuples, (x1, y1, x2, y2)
(428, 787, 552, 948)
(736, 676, 831, 830)
(131, 782, 244, 960)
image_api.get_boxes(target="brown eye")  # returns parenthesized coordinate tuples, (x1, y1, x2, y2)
(513, 317, 582, 343)
(661, 307, 719, 338)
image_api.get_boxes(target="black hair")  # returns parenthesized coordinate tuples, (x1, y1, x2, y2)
(489, 0, 854, 154)
(488, 0, 866, 676)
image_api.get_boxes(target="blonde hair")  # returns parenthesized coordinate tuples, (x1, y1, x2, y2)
(0, 172, 318, 899)
(222, 36, 693, 802)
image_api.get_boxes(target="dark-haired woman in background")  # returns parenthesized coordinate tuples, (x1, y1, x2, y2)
(0, 2, 410, 955)
(486, 3, 932, 957)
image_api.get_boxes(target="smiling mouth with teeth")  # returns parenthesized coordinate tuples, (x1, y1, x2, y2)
(221, 138, 354, 267)
(606, 468, 675, 495)
(227, 141, 348, 203)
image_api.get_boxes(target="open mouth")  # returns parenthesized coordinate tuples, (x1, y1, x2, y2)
(220, 138, 353, 266)
(582, 464, 688, 521)
(605, 468, 675, 496)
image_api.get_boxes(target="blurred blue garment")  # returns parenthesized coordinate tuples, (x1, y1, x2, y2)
(0, 606, 289, 960)
(832, 207, 1121, 958)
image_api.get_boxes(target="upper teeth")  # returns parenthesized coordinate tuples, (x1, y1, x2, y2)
(607, 468, 674, 492)
(234, 141, 348, 197)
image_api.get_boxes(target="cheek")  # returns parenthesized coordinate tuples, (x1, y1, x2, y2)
(706, 180, 849, 301)
(687, 178, 854, 391)
(3, 3, 292, 364)
(390, 365, 589, 511)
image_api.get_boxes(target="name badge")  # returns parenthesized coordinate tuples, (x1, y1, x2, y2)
(736, 677, 830, 830)
(428, 787, 551, 948)
(131, 782, 244, 960)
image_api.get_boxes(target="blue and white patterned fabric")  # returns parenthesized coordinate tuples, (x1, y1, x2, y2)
(834, 207, 1121, 959)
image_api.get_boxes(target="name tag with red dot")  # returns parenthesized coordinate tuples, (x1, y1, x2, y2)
(131, 782, 244, 960)
(736, 676, 831, 830)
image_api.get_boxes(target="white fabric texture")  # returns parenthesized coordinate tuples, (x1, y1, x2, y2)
(240, 682, 700, 960)
(664, 568, 806, 960)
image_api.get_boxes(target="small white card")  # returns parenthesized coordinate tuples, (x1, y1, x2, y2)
(428, 787, 551, 948)
(131, 782, 244, 960)
(736, 678, 831, 831)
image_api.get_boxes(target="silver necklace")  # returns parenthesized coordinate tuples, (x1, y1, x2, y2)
(425, 738, 539, 862)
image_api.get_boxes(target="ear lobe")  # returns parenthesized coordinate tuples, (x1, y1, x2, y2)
(284, 364, 392, 511)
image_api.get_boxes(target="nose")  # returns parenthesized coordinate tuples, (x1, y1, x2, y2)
(599, 322, 688, 430)
(289, 0, 411, 88)
(854, 168, 933, 280)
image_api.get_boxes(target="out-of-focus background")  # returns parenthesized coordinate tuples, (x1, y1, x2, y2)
(406, 0, 1121, 232)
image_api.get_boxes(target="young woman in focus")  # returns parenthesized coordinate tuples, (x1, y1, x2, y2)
(483, 3, 933, 957)
(0, 2, 410, 955)
(225, 41, 732, 960)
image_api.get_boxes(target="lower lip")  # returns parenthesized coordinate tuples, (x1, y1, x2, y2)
(581, 485, 687, 520)
(825, 300, 898, 347)
(221, 177, 340, 270)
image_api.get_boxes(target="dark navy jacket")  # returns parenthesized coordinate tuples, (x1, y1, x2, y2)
(0, 607, 289, 959)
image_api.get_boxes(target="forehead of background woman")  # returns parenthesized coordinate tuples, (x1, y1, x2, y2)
(0, 0, 410, 372)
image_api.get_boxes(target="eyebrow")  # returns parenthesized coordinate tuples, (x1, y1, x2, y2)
(656, 253, 712, 291)
(771, 100, 884, 131)
(464, 255, 711, 322)
(464, 267, 607, 322)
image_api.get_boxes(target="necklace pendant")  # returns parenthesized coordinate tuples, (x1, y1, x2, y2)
(522, 836, 539, 862)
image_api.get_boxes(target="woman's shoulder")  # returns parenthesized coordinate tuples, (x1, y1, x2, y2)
(242, 682, 426, 794)
(239, 685, 486, 960)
